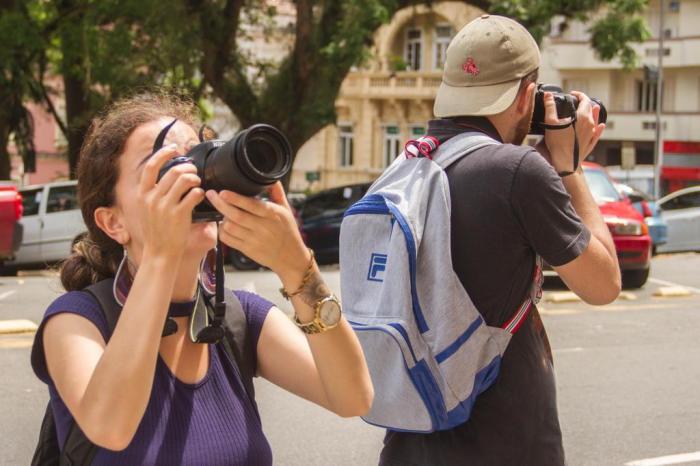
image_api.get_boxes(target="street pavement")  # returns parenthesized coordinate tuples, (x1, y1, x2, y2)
(0, 254, 699, 465)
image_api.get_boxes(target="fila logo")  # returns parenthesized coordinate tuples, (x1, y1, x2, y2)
(367, 253, 388, 282)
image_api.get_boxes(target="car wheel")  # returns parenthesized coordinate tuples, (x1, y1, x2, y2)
(0, 263, 18, 277)
(622, 268, 649, 289)
(229, 249, 260, 271)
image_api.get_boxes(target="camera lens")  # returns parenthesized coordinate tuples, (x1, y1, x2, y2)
(201, 124, 292, 197)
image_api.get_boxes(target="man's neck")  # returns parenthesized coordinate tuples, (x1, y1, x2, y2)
(485, 114, 512, 144)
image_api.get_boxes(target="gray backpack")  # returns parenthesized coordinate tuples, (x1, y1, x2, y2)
(339, 131, 542, 433)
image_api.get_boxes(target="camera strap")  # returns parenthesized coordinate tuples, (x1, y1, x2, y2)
(191, 235, 227, 344)
(541, 115, 579, 177)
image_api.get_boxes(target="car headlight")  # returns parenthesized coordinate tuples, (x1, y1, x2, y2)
(604, 216, 647, 236)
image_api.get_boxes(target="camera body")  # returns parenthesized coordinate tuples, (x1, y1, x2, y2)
(529, 84, 607, 135)
(157, 123, 292, 222)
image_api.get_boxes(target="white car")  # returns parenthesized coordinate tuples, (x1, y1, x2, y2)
(5, 181, 86, 271)
(655, 185, 700, 253)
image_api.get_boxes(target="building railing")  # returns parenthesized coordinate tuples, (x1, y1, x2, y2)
(341, 71, 443, 99)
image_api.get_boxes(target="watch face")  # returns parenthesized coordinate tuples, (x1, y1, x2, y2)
(319, 298, 342, 326)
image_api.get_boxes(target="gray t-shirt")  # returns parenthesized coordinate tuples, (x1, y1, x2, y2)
(380, 117, 590, 466)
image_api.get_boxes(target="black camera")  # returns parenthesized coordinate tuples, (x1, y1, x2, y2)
(157, 123, 292, 222)
(530, 84, 607, 135)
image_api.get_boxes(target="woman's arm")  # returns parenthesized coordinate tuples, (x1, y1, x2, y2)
(207, 185, 373, 417)
(43, 146, 205, 450)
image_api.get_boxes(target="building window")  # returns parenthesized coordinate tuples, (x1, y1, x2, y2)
(433, 25, 453, 70)
(636, 80, 663, 112)
(383, 125, 402, 167)
(405, 28, 422, 71)
(338, 125, 354, 167)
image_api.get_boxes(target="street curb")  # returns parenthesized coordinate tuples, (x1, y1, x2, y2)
(0, 319, 38, 335)
(653, 286, 692, 298)
(544, 291, 581, 303)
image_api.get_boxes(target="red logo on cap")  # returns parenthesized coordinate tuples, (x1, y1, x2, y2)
(462, 57, 480, 76)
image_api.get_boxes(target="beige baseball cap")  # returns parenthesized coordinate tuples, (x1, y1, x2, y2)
(433, 14, 540, 117)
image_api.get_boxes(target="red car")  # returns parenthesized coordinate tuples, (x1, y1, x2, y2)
(582, 162, 652, 288)
(0, 184, 24, 263)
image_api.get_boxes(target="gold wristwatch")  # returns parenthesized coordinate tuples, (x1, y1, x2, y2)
(294, 295, 342, 335)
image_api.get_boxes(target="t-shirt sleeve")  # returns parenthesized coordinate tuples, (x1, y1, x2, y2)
(511, 150, 591, 267)
(30, 291, 108, 385)
(232, 290, 274, 359)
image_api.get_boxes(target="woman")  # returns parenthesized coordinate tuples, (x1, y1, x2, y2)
(31, 93, 373, 464)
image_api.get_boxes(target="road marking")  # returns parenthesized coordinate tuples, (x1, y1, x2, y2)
(0, 319, 38, 335)
(653, 286, 693, 298)
(0, 335, 34, 349)
(544, 291, 581, 303)
(649, 278, 700, 294)
(0, 290, 16, 301)
(625, 451, 700, 466)
(241, 281, 257, 293)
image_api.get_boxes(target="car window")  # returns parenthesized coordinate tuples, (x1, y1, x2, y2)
(20, 188, 43, 216)
(583, 169, 622, 203)
(661, 191, 700, 211)
(301, 190, 351, 220)
(46, 185, 79, 213)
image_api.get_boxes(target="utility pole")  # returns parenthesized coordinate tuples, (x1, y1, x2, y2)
(654, 0, 665, 199)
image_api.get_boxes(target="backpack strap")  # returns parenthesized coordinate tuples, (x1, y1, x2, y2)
(431, 131, 500, 170)
(220, 289, 258, 411)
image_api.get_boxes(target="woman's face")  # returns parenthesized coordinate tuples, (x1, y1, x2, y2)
(112, 117, 217, 263)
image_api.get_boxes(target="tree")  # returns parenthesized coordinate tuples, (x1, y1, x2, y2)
(182, 0, 649, 187)
(0, 1, 44, 180)
(0, 0, 204, 179)
(0, 0, 649, 182)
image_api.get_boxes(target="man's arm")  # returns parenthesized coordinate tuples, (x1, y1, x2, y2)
(538, 91, 621, 305)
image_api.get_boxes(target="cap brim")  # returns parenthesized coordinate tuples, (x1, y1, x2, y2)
(434, 78, 521, 117)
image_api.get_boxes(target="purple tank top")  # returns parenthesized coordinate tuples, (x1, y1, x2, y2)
(32, 290, 274, 465)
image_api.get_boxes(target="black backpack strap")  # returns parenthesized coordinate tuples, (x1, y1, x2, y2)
(220, 289, 257, 410)
(31, 404, 60, 466)
(83, 279, 121, 335)
(57, 279, 120, 465)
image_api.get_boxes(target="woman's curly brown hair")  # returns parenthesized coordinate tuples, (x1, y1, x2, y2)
(61, 92, 199, 291)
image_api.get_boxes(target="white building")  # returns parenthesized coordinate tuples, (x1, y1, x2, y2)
(539, 0, 700, 194)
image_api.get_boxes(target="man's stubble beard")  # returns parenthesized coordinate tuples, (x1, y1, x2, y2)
(513, 100, 535, 145)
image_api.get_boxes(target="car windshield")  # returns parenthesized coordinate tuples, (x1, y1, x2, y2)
(301, 185, 369, 220)
(583, 168, 622, 203)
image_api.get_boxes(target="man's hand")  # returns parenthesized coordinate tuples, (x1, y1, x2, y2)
(542, 91, 605, 174)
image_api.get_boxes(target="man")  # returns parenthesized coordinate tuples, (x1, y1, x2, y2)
(379, 15, 620, 466)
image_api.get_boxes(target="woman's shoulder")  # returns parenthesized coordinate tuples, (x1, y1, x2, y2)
(43, 290, 109, 337)
(31, 290, 108, 385)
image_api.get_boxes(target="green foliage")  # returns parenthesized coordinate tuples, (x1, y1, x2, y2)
(0, 0, 653, 181)
(589, 2, 651, 68)
(489, 0, 649, 68)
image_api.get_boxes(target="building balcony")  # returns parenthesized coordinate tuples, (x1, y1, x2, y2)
(340, 71, 442, 100)
(544, 35, 700, 69)
(602, 112, 700, 142)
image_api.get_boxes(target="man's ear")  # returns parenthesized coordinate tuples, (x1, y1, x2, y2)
(94, 206, 130, 245)
(515, 82, 536, 115)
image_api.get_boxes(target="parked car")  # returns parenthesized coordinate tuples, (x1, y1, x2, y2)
(4, 181, 86, 273)
(655, 185, 700, 253)
(298, 183, 371, 264)
(615, 183, 668, 253)
(583, 163, 652, 288)
(0, 184, 24, 263)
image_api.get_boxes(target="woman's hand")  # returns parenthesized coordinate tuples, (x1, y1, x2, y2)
(137, 144, 205, 260)
(206, 182, 309, 281)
